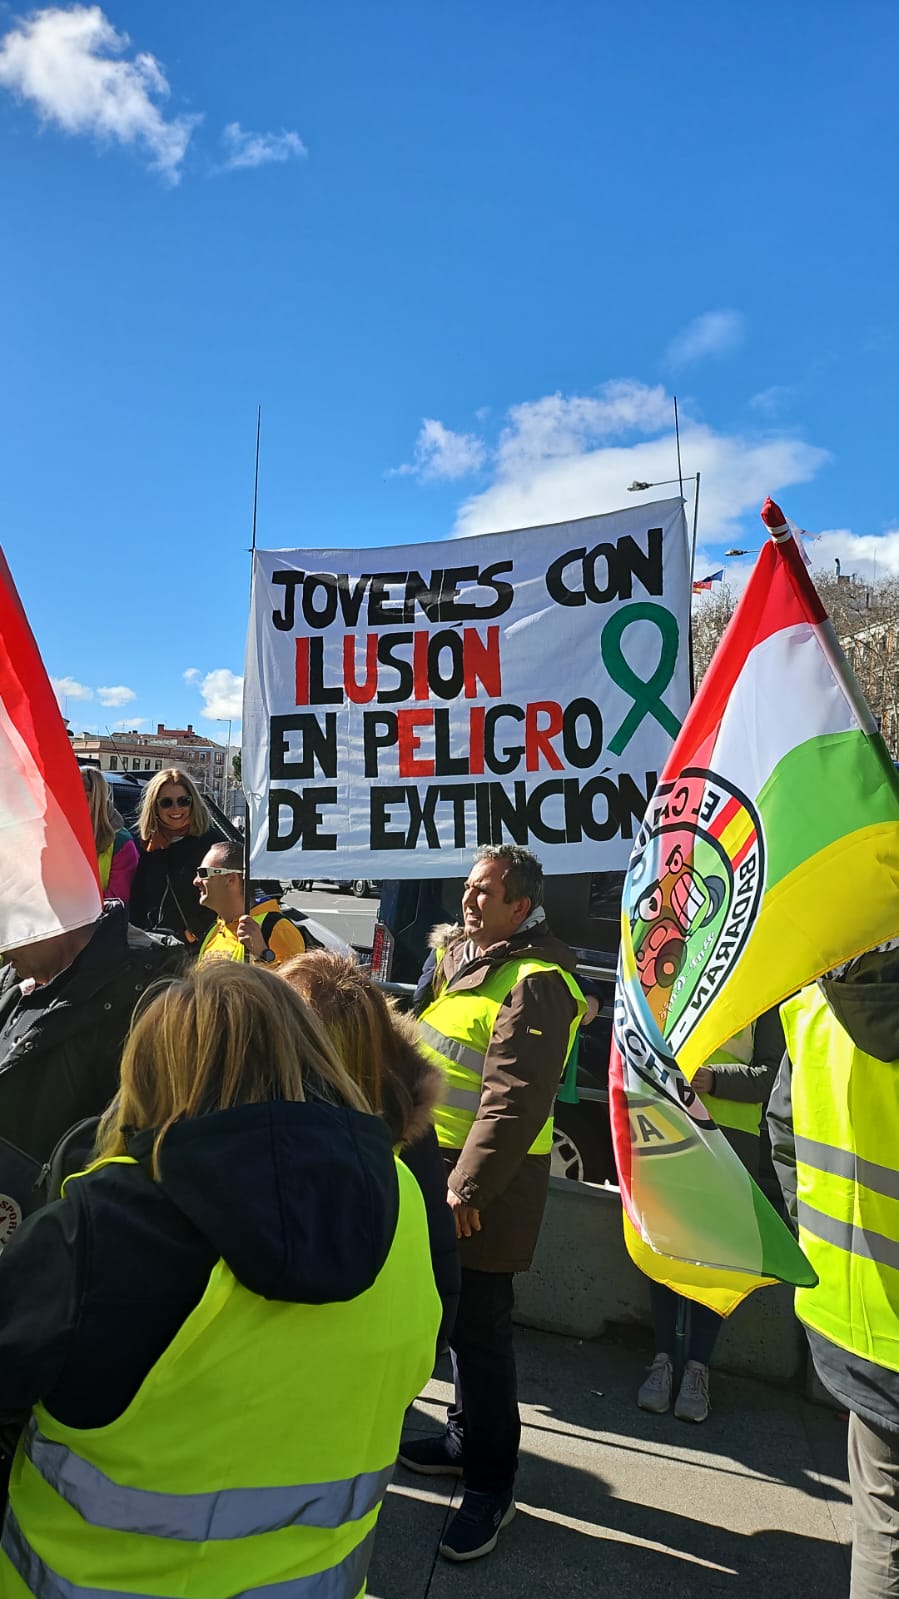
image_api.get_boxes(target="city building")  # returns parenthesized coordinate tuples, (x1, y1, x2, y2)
(70, 722, 235, 811)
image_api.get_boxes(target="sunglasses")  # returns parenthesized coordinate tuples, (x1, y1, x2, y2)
(196, 865, 243, 879)
(158, 796, 192, 810)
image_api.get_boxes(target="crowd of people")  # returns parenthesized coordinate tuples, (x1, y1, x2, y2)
(0, 772, 896, 1595)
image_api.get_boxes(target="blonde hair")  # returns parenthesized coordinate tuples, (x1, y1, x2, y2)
(81, 766, 116, 854)
(138, 767, 212, 842)
(95, 962, 370, 1175)
(279, 951, 420, 1140)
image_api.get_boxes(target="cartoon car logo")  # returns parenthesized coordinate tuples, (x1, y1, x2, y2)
(631, 843, 726, 1019)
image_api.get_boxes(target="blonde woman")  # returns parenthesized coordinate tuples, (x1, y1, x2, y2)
(0, 962, 440, 1596)
(280, 950, 460, 1347)
(130, 768, 219, 945)
(80, 767, 139, 906)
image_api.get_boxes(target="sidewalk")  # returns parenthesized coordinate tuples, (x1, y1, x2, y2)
(368, 1325, 852, 1598)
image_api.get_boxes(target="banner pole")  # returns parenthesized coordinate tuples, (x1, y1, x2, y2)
(244, 406, 261, 916)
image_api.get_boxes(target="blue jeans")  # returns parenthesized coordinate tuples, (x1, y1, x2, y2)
(650, 1280, 722, 1366)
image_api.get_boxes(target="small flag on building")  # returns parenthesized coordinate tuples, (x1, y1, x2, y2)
(692, 569, 724, 593)
(609, 498, 899, 1314)
(0, 549, 102, 951)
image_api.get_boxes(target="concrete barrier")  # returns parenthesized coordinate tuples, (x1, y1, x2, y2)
(513, 1175, 807, 1384)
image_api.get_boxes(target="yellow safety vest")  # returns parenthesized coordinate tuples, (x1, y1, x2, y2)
(96, 844, 113, 891)
(198, 906, 272, 964)
(418, 956, 586, 1157)
(697, 1023, 764, 1136)
(781, 983, 899, 1374)
(0, 1157, 440, 1599)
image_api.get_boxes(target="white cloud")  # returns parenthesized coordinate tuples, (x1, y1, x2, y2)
(51, 675, 92, 706)
(749, 385, 794, 416)
(113, 716, 146, 730)
(807, 528, 899, 584)
(666, 310, 745, 368)
(96, 683, 136, 707)
(194, 668, 243, 722)
(0, 5, 199, 181)
(220, 121, 306, 171)
(453, 382, 829, 547)
(182, 667, 201, 683)
(494, 382, 671, 477)
(392, 418, 487, 482)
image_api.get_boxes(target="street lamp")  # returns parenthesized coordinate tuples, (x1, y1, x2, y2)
(628, 472, 702, 580)
(724, 547, 761, 557)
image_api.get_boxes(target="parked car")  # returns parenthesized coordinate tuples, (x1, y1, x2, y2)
(290, 878, 381, 899)
(370, 869, 621, 1186)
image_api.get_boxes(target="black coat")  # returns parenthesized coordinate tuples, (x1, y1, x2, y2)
(129, 830, 219, 944)
(0, 1100, 402, 1431)
(0, 904, 183, 1165)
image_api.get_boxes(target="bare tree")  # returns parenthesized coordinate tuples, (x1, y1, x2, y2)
(689, 570, 899, 757)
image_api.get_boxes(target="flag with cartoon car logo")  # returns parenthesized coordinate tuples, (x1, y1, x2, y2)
(609, 498, 899, 1313)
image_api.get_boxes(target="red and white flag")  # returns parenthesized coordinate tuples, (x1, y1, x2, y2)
(0, 549, 101, 950)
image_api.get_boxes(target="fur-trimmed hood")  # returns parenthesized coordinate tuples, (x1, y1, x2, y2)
(427, 921, 463, 953)
(380, 1006, 445, 1149)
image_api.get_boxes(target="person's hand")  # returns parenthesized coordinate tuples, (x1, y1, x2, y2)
(691, 1066, 715, 1094)
(447, 1187, 481, 1240)
(237, 915, 267, 959)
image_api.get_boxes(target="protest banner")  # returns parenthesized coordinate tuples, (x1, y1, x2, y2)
(243, 499, 691, 879)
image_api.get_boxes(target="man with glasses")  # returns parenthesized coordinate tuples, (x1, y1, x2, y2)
(194, 842, 306, 968)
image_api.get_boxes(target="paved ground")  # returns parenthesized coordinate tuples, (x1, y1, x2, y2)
(280, 884, 379, 952)
(368, 1326, 852, 1599)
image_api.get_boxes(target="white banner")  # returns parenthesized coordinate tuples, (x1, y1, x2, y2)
(243, 499, 691, 879)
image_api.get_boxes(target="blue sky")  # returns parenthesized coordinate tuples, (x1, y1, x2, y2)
(0, 0, 895, 737)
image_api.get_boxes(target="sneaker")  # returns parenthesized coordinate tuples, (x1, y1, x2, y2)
(637, 1353, 673, 1413)
(397, 1433, 464, 1477)
(674, 1360, 710, 1423)
(439, 1488, 516, 1561)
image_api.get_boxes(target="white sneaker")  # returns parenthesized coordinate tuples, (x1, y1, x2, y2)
(674, 1360, 710, 1422)
(637, 1353, 673, 1413)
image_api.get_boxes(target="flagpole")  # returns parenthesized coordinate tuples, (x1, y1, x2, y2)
(762, 498, 879, 736)
(243, 406, 261, 916)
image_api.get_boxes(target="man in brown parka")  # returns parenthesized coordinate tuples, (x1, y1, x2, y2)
(399, 845, 585, 1561)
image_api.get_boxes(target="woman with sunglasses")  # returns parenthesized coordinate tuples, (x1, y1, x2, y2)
(130, 769, 220, 947)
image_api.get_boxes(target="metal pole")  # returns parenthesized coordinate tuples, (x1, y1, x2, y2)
(673, 395, 685, 500)
(244, 407, 261, 916)
(690, 470, 701, 583)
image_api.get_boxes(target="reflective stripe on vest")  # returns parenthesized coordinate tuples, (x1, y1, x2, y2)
(781, 983, 899, 1373)
(419, 957, 586, 1156)
(22, 1414, 394, 1538)
(0, 1505, 376, 1599)
(0, 1157, 440, 1599)
(198, 907, 270, 964)
(697, 1023, 763, 1136)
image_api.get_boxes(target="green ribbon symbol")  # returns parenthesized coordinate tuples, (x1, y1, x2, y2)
(601, 602, 682, 755)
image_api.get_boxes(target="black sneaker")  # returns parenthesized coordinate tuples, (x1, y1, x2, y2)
(439, 1488, 516, 1561)
(397, 1433, 464, 1477)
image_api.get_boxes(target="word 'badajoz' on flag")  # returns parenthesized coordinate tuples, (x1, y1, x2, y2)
(243, 501, 691, 878)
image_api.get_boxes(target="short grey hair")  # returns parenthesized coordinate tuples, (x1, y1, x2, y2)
(473, 844, 544, 909)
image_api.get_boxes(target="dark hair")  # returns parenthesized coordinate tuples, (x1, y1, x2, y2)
(473, 844, 544, 909)
(210, 840, 245, 873)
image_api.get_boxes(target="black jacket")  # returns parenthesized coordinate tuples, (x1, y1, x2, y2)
(767, 947, 899, 1432)
(0, 1099, 401, 1432)
(129, 830, 219, 944)
(0, 904, 183, 1165)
